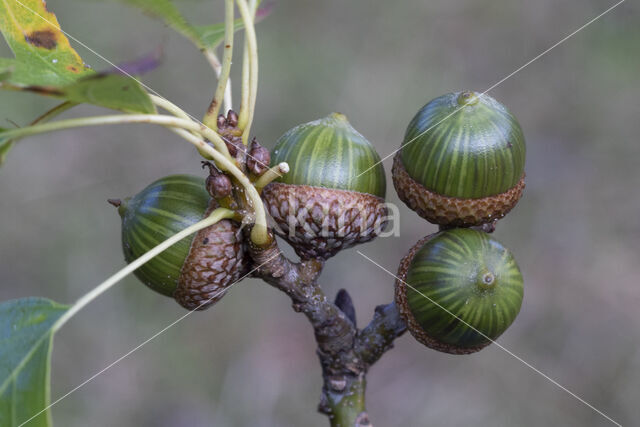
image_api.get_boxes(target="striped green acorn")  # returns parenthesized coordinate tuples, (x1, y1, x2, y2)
(262, 113, 387, 260)
(113, 174, 246, 310)
(393, 91, 526, 226)
(271, 113, 386, 196)
(395, 228, 523, 354)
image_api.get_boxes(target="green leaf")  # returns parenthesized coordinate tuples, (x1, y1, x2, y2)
(0, 298, 69, 427)
(0, 59, 12, 81)
(194, 19, 244, 50)
(0, 0, 93, 86)
(2, 74, 155, 114)
(3, 74, 155, 115)
(113, 0, 205, 48)
(114, 0, 268, 50)
(61, 74, 156, 114)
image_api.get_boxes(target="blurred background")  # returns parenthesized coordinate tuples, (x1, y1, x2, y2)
(1, 0, 639, 425)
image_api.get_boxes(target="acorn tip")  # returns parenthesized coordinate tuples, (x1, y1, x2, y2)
(329, 112, 348, 122)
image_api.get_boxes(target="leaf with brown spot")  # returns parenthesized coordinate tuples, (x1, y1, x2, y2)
(0, 0, 92, 87)
(0, 2, 154, 114)
(24, 29, 57, 49)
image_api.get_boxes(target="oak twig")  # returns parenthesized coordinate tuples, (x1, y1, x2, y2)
(356, 302, 407, 368)
(247, 231, 406, 426)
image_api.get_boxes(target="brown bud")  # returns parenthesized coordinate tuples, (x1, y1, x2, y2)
(207, 174, 232, 199)
(226, 110, 239, 128)
(216, 114, 226, 129)
(202, 161, 233, 199)
(247, 138, 271, 176)
(334, 289, 356, 326)
(220, 137, 237, 157)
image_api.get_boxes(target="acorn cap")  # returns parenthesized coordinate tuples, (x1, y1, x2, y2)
(173, 201, 246, 310)
(116, 174, 246, 310)
(264, 113, 388, 260)
(395, 91, 526, 226)
(262, 182, 387, 260)
(395, 228, 523, 354)
(393, 153, 525, 226)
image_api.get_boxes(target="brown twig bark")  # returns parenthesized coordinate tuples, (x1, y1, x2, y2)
(247, 232, 406, 426)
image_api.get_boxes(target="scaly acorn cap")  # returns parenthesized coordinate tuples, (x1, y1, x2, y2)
(263, 113, 387, 260)
(393, 91, 526, 226)
(114, 174, 246, 310)
(395, 228, 523, 354)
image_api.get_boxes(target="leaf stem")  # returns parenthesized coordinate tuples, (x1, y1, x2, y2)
(0, 113, 233, 160)
(32, 101, 78, 124)
(254, 161, 289, 192)
(0, 113, 270, 244)
(1, 101, 78, 162)
(149, 95, 213, 157)
(203, 0, 236, 130)
(203, 49, 233, 113)
(236, 0, 259, 145)
(168, 126, 270, 245)
(239, 46, 250, 132)
(148, 102, 235, 161)
(149, 95, 192, 121)
(0, 114, 183, 139)
(51, 208, 236, 333)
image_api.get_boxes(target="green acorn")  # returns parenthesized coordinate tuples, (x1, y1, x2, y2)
(111, 174, 246, 310)
(262, 113, 387, 260)
(394, 228, 523, 354)
(393, 91, 526, 226)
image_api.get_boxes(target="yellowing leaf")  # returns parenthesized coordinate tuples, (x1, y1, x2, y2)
(0, 0, 93, 86)
(0, 3, 155, 115)
(0, 58, 12, 81)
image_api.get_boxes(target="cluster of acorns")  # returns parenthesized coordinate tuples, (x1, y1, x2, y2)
(112, 91, 525, 354)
